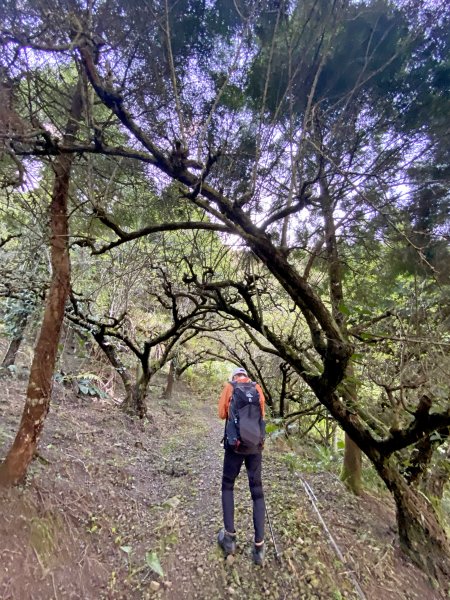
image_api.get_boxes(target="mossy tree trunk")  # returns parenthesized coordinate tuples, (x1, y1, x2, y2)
(341, 434, 362, 495)
(318, 388, 450, 586)
(0, 83, 83, 486)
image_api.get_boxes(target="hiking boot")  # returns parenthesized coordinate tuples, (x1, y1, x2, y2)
(217, 528, 236, 556)
(252, 542, 265, 566)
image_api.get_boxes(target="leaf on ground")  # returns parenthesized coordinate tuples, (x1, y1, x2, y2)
(146, 551, 164, 577)
(163, 496, 180, 509)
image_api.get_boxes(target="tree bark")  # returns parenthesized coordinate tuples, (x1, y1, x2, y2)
(376, 458, 450, 587)
(404, 426, 449, 489)
(161, 360, 175, 399)
(421, 440, 450, 502)
(341, 433, 362, 495)
(1, 311, 28, 369)
(92, 330, 134, 401)
(0, 83, 83, 486)
(321, 180, 364, 495)
(121, 363, 151, 419)
(279, 363, 288, 418)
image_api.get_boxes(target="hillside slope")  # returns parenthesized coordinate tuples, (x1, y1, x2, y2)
(0, 377, 445, 600)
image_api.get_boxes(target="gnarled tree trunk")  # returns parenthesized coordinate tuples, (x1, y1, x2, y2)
(122, 368, 151, 419)
(0, 83, 83, 486)
(376, 458, 450, 587)
(78, 43, 450, 584)
(90, 333, 151, 418)
(321, 387, 450, 586)
(91, 329, 149, 418)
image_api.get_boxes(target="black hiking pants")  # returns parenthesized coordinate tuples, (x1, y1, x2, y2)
(221, 448, 265, 543)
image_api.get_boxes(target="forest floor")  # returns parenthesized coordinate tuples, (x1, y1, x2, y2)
(0, 375, 447, 600)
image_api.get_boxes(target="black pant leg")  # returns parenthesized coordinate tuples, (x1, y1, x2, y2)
(221, 449, 245, 534)
(245, 452, 265, 543)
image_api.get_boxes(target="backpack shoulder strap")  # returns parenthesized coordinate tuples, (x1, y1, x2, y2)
(228, 381, 238, 417)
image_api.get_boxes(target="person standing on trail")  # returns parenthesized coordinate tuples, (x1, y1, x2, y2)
(217, 366, 266, 565)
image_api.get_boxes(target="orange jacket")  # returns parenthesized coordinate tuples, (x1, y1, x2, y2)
(218, 375, 265, 420)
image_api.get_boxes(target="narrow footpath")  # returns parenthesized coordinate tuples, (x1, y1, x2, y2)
(155, 402, 362, 600)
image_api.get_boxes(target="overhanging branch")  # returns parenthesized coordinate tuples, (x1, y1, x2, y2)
(89, 210, 231, 255)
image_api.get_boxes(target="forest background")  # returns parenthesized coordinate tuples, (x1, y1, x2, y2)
(0, 0, 449, 597)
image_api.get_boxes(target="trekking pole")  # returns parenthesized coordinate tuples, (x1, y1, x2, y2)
(265, 504, 282, 563)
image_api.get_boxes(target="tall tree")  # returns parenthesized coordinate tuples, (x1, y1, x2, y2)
(0, 75, 83, 485)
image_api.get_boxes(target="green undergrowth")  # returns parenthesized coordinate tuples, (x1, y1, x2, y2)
(269, 431, 389, 498)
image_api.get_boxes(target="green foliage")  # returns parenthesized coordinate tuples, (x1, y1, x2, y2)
(1, 294, 35, 338)
(76, 377, 107, 398)
(265, 419, 282, 435)
(280, 451, 302, 474)
(54, 372, 108, 398)
(182, 360, 229, 395)
(317, 4, 408, 106)
(247, 0, 411, 119)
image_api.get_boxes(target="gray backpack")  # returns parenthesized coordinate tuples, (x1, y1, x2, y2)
(225, 381, 265, 454)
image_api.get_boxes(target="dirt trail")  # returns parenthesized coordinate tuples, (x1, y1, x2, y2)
(0, 379, 445, 600)
(156, 405, 351, 600)
(155, 400, 444, 600)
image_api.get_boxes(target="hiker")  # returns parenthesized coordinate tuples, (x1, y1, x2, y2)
(217, 366, 266, 565)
